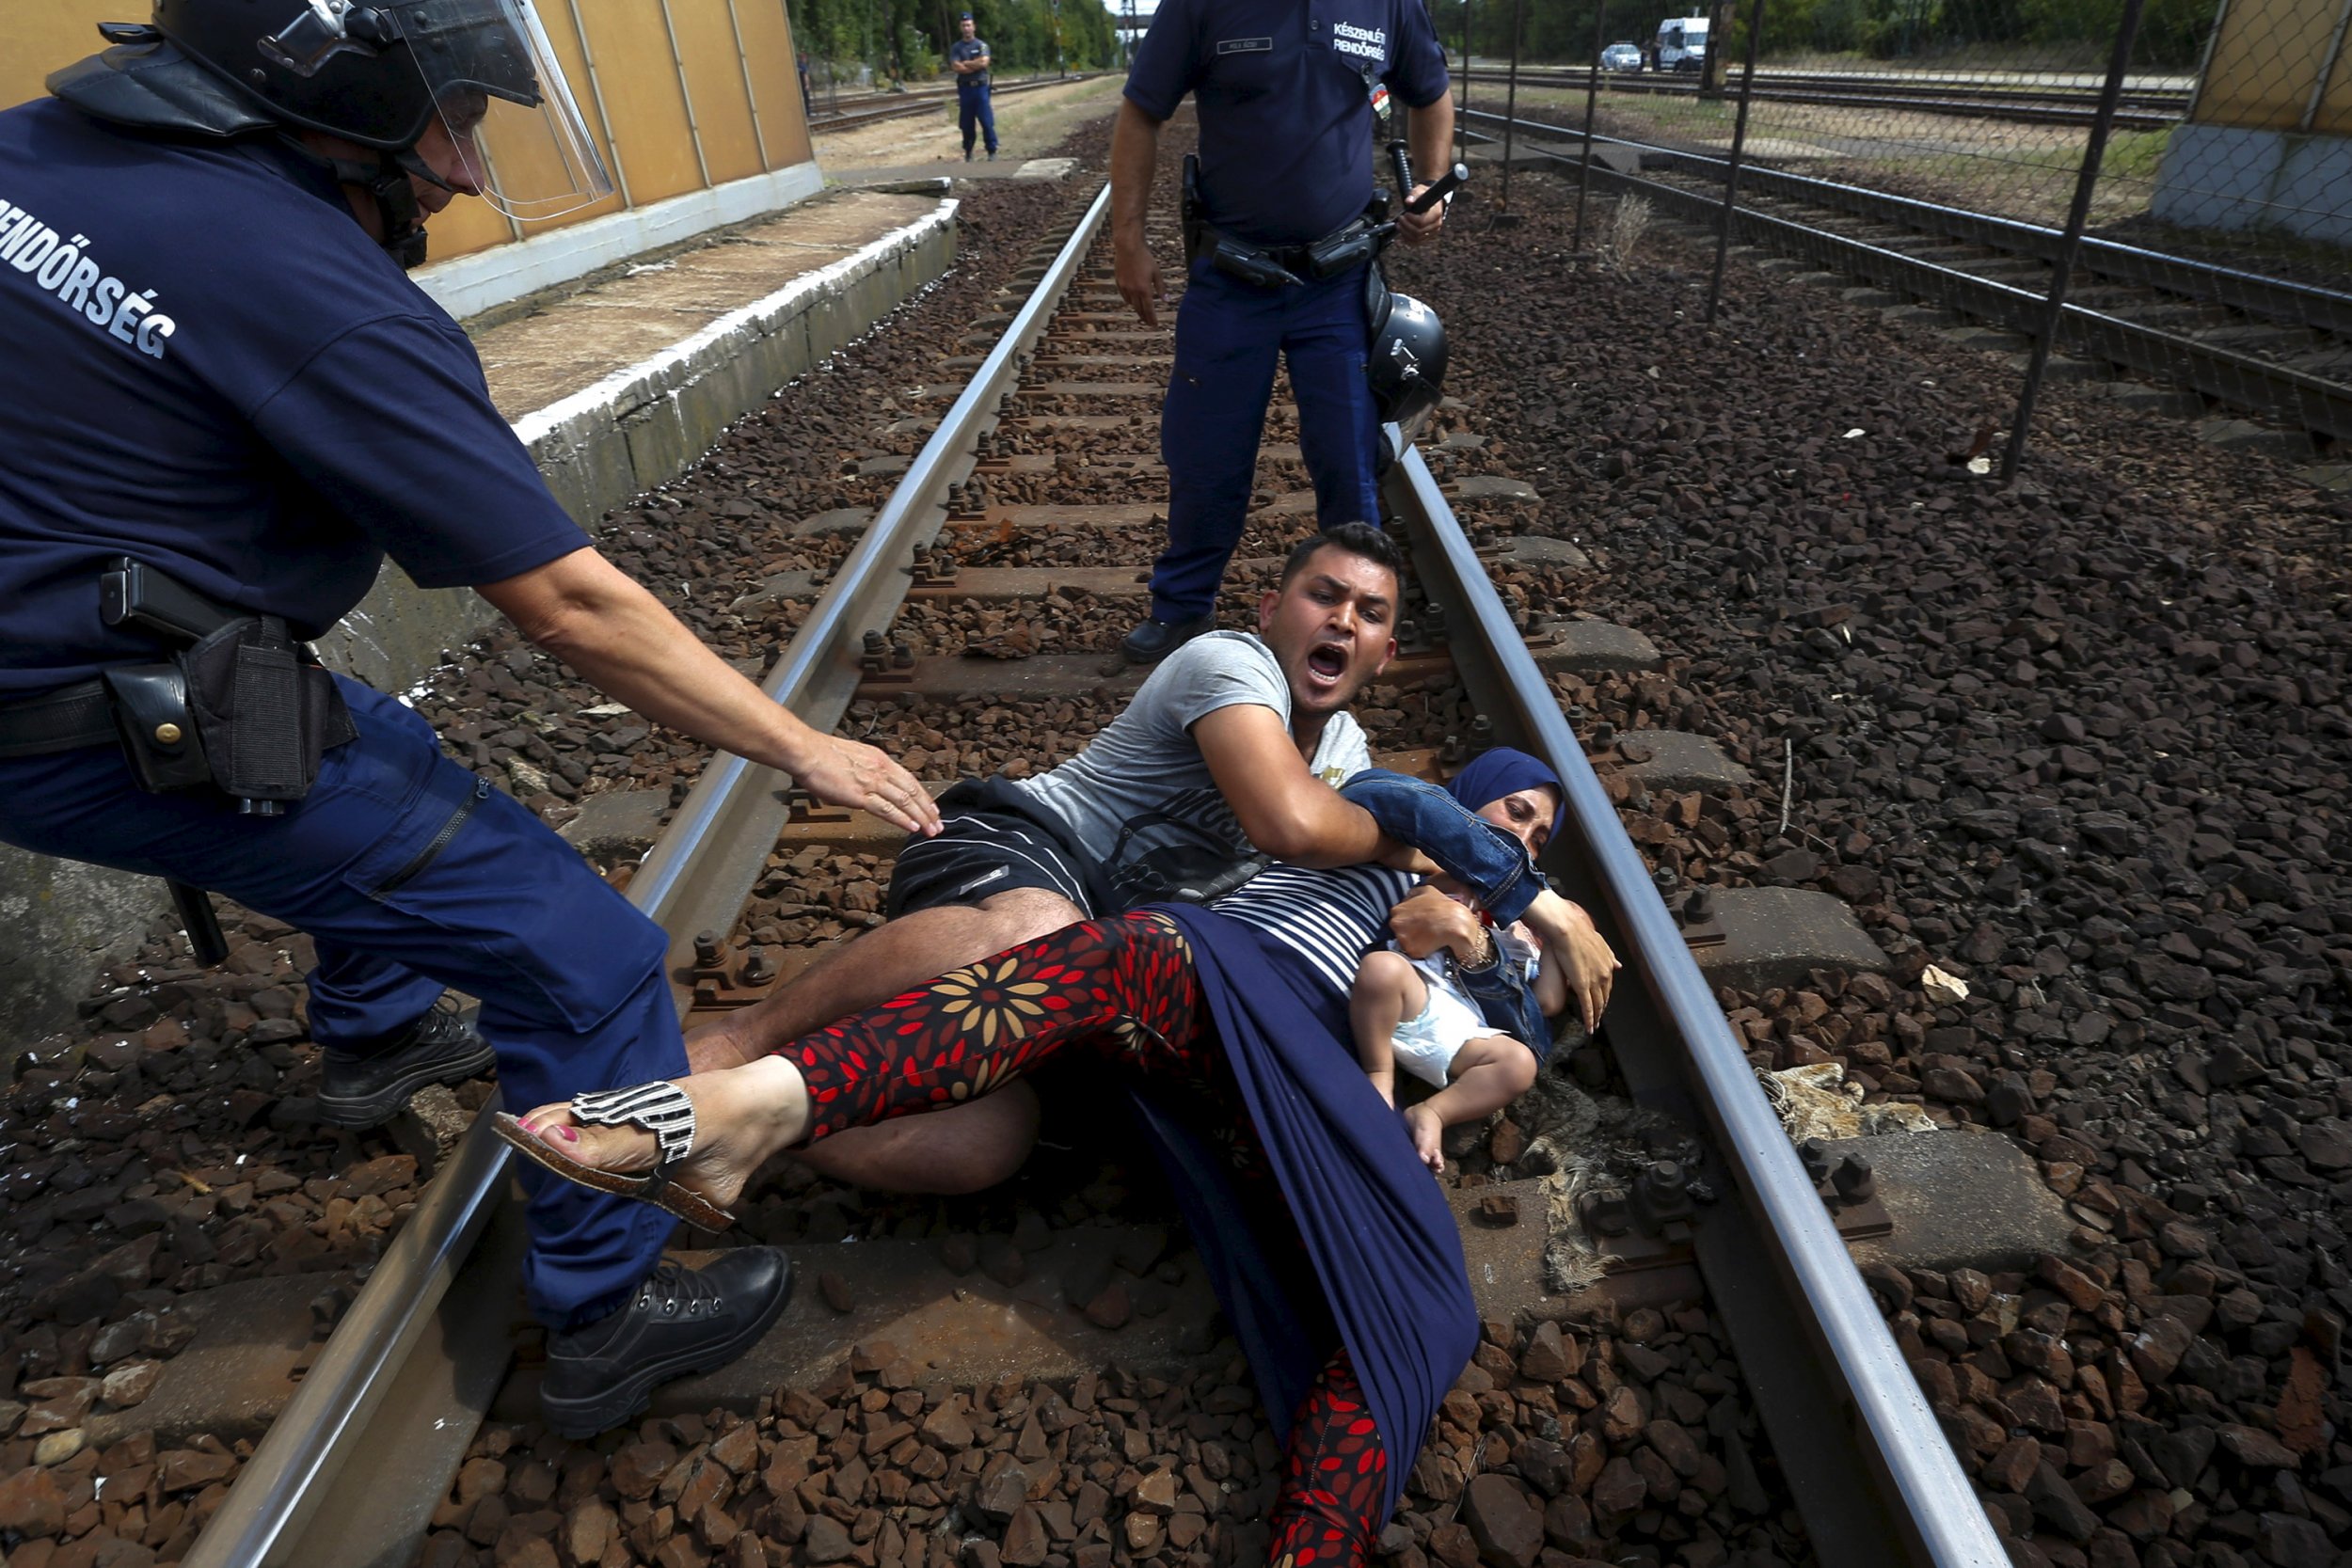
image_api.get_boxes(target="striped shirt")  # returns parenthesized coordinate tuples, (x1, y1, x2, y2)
(1206, 863, 1420, 996)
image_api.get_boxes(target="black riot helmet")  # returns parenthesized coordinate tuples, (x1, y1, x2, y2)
(50, 0, 612, 266)
(1365, 270, 1449, 436)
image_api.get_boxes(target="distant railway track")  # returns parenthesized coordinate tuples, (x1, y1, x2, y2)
(1466, 106, 2352, 447)
(1458, 65, 2191, 132)
(808, 72, 1095, 133)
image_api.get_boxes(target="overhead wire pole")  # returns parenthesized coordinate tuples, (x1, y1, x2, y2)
(1496, 0, 1525, 220)
(1999, 0, 2150, 483)
(1701, 0, 1765, 325)
(1574, 0, 1607, 251)
(1456, 0, 1471, 166)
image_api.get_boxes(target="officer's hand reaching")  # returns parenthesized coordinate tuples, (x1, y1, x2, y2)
(1399, 184, 1447, 245)
(795, 736, 943, 836)
(1115, 233, 1165, 328)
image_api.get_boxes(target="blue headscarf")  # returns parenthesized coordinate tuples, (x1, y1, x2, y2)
(1443, 747, 1565, 840)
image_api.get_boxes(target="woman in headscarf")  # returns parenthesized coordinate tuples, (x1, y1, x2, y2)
(500, 752, 1616, 1567)
(1352, 751, 1569, 1173)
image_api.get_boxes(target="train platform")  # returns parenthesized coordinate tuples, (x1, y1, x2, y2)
(466, 187, 951, 423)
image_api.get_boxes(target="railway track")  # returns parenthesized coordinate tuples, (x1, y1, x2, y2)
(1464, 106, 2352, 449)
(151, 160, 2030, 1567)
(1456, 65, 2190, 132)
(808, 74, 1090, 134)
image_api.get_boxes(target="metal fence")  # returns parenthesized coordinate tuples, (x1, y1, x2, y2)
(1454, 0, 2352, 478)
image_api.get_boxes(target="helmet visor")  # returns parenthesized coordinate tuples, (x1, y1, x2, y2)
(404, 0, 612, 221)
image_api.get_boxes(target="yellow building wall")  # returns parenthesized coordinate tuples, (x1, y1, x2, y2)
(2195, 0, 2352, 132)
(0, 0, 814, 262)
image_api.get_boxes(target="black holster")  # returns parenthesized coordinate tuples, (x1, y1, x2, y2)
(1182, 158, 1394, 288)
(178, 615, 356, 813)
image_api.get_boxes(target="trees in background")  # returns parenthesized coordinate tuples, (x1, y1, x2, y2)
(787, 0, 1120, 82)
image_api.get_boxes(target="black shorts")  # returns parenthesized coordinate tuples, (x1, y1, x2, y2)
(884, 777, 1116, 920)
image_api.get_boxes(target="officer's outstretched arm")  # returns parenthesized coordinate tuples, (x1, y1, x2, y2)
(1109, 100, 1166, 327)
(479, 547, 943, 836)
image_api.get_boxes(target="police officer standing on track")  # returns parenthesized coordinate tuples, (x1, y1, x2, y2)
(0, 0, 940, 1437)
(1112, 0, 1454, 664)
(950, 12, 999, 163)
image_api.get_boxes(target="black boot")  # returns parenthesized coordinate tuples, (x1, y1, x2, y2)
(317, 1001, 497, 1128)
(542, 1250, 794, 1437)
(1120, 612, 1214, 665)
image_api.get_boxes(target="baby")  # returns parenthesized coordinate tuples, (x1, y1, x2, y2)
(1351, 751, 1568, 1174)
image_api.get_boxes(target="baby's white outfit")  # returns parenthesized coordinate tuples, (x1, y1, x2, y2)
(1387, 925, 1538, 1088)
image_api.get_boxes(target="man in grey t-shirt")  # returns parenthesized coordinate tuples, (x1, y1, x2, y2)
(691, 523, 1415, 1189)
(1001, 627, 1371, 909)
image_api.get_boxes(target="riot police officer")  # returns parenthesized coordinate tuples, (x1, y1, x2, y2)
(0, 0, 939, 1437)
(1112, 0, 1454, 663)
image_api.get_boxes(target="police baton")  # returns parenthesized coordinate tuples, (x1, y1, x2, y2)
(167, 879, 230, 968)
(1388, 140, 1469, 214)
(1406, 163, 1470, 214)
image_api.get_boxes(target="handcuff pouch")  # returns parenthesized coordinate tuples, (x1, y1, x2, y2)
(101, 663, 213, 794)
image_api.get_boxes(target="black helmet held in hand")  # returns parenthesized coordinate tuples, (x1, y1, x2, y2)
(1365, 270, 1448, 436)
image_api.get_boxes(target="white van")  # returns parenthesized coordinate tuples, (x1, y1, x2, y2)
(1654, 15, 1708, 72)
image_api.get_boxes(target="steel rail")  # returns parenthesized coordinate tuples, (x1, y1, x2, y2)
(183, 182, 1115, 1568)
(628, 177, 1112, 937)
(1386, 448, 2006, 1567)
(1464, 110, 2352, 438)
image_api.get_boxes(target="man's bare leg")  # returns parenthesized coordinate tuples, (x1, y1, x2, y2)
(684, 887, 1083, 1192)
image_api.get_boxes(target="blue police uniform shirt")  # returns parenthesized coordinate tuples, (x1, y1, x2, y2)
(1124, 0, 1449, 246)
(0, 98, 593, 698)
(950, 38, 991, 90)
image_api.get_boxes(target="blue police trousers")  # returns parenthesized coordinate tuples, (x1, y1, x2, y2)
(959, 87, 997, 155)
(0, 676, 681, 1330)
(1150, 258, 1382, 624)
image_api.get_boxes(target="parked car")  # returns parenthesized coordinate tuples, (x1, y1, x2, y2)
(1600, 41, 1645, 71)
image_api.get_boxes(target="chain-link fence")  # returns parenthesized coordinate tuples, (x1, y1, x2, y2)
(1451, 0, 2352, 476)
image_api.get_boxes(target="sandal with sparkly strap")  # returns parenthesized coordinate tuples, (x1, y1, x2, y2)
(492, 1082, 736, 1231)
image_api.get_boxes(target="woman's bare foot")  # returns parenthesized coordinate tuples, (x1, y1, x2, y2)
(1402, 1104, 1446, 1175)
(514, 1057, 810, 1213)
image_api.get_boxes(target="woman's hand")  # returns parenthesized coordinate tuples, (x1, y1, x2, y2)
(1522, 890, 1619, 1032)
(1389, 883, 1484, 962)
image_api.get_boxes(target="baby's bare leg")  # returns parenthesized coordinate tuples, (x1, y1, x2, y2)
(1349, 950, 1427, 1108)
(1403, 1035, 1540, 1175)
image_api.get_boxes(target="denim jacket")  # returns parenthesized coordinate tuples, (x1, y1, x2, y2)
(1338, 768, 1551, 1054)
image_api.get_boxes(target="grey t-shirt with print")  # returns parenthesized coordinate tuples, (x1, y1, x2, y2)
(1011, 630, 1371, 909)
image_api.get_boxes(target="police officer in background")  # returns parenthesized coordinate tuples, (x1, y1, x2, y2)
(0, 0, 940, 1437)
(949, 12, 998, 163)
(1113, 0, 1454, 663)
